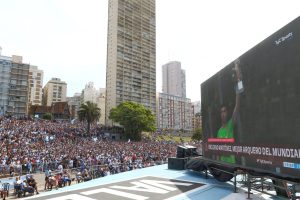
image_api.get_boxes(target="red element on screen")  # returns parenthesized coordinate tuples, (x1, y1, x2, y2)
(208, 138, 235, 143)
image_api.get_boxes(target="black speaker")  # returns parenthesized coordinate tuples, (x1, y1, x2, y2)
(176, 145, 198, 158)
(168, 157, 188, 170)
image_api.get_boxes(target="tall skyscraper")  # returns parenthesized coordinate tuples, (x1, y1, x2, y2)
(162, 61, 186, 98)
(43, 78, 67, 106)
(105, 0, 156, 125)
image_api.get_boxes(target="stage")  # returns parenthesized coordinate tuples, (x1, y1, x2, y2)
(25, 164, 281, 200)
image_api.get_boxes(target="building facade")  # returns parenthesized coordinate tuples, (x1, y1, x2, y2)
(105, 0, 156, 125)
(43, 78, 67, 106)
(0, 54, 12, 116)
(79, 82, 106, 124)
(34, 102, 71, 120)
(8, 56, 30, 117)
(157, 93, 192, 132)
(191, 101, 202, 130)
(83, 82, 99, 103)
(162, 61, 186, 98)
(28, 65, 43, 106)
(67, 93, 82, 119)
(0, 48, 43, 117)
(81, 82, 106, 124)
(96, 88, 106, 125)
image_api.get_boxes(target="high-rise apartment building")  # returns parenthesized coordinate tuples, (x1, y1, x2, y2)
(28, 65, 43, 106)
(8, 56, 30, 117)
(157, 61, 191, 132)
(0, 48, 43, 117)
(157, 93, 192, 132)
(43, 78, 67, 106)
(105, 0, 156, 125)
(0, 52, 12, 116)
(162, 61, 186, 98)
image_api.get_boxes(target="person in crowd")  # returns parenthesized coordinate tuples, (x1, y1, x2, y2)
(62, 170, 72, 186)
(26, 175, 39, 195)
(0, 180, 8, 200)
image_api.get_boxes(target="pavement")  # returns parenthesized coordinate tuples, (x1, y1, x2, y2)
(0, 164, 289, 200)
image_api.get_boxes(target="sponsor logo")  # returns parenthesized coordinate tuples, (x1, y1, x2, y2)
(283, 162, 300, 169)
(275, 32, 293, 45)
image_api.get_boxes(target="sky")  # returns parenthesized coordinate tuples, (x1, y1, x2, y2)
(0, 0, 299, 102)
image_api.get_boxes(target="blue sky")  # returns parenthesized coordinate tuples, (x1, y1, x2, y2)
(0, 0, 299, 101)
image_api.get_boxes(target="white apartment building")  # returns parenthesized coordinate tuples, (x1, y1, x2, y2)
(82, 82, 106, 125)
(43, 78, 67, 106)
(105, 0, 156, 125)
(83, 82, 99, 103)
(28, 65, 43, 106)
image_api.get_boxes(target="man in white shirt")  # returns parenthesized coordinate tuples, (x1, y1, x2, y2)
(58, 163, 63, 173)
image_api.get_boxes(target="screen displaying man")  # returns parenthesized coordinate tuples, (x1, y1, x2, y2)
(217, 59, 243, 164)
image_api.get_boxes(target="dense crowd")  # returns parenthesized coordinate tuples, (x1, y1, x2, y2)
(0, 116, 200, 177)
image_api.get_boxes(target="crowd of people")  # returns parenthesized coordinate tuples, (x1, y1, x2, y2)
(0, 116, 200, 179)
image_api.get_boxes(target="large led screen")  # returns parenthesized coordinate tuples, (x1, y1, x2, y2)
(201, 16, 300, 179)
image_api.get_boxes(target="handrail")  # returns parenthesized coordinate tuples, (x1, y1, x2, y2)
(0, 160, 168, 178)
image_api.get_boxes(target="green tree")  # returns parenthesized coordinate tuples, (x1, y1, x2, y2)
(192, 128, 202, 141)
(43, 112, 53, 120)
(78, 101, 101, 135)
(109, 101, 156, 141)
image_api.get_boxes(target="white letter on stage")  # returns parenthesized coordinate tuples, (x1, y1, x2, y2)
(47, 194, 96, 200)
(140, 180, 193, 191)
(111, 181, 169, 193)
(81, 188, 148, 200)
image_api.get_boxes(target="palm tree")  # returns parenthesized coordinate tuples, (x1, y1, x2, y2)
(78, 101, 101, 135)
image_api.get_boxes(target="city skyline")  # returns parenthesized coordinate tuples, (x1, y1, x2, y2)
(0, 0, 299, 101)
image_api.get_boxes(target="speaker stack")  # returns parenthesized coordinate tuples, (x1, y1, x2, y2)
(168, 145, 198, 170)
(168, 157, 188, 170)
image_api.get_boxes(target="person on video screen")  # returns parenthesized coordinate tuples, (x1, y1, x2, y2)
(217, 59, 243, 164)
